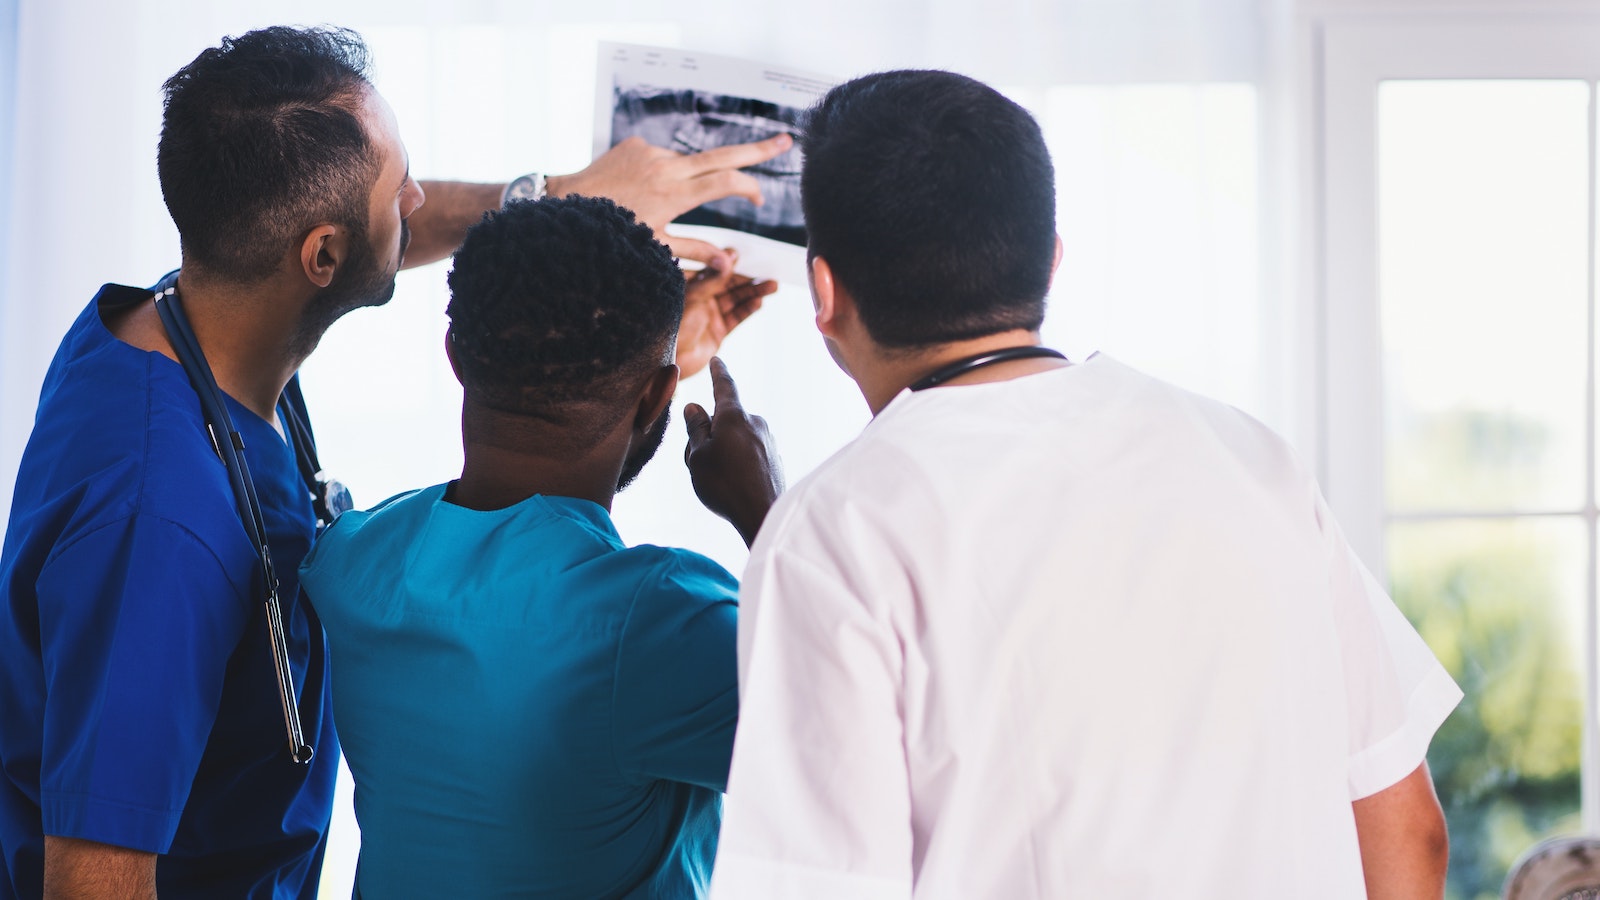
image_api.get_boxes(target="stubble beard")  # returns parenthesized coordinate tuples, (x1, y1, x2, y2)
(288, 220, 407, 362)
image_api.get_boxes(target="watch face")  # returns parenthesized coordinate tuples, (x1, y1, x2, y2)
(505, 174, 546, 203)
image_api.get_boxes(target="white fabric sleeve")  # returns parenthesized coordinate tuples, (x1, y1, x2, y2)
(1316, 490, 1464, 800)
(709, 516, 915, 900)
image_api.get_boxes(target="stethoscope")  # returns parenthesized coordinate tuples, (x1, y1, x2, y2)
(151, 271, 349, 765)
(908, 345, 1068, 392)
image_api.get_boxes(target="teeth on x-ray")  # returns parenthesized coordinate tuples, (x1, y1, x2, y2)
(612, 87, 808, 247)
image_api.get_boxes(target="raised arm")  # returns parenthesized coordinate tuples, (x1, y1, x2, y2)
(1352, 762, 1449, 899)
(44, 836, 157, 900)
(401, 133, 794, 270)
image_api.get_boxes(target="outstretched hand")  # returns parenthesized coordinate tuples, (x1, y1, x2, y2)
(548, 134, 794, 268)
(684, 359, 784, 548)
(676, 251, 777, 379)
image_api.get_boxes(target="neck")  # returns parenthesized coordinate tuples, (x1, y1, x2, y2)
(855, 329, 1067, 415)
(176, 267, 317, 423)
(450, 402, 625, 512)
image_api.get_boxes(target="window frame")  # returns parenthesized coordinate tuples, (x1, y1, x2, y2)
(1316, 11, 1600, 832)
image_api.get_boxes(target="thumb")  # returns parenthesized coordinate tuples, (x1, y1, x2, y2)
(683, 403, 712, 456)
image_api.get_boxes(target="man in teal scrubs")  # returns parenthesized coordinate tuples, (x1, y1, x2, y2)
(299, 195, 782, 898)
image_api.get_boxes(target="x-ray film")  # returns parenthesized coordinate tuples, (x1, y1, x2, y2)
(595, 44, 837, 283)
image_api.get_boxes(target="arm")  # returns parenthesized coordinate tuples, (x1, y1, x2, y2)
(401, 133, 794, 270)
(34, 519, 249, 878)
(612, 555, 741, 791)
(1352, 762, 1448, 900)
(401, 180, 502, 269)
(43, 837, 156, 900)
(683, 358, 784, 546)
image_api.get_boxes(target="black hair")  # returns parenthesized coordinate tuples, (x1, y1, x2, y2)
(158, 26, 377, 282)
(800, 70, 1057, 349)
(446, 196, 684, 420)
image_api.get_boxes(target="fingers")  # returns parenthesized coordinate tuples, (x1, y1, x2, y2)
(683, 402, 712, 460)
(708, 357, 743, 413)
(665, 235, 730, 270)
(726, 294, 765, 329)
(683, 169, 764, 210)
(716, 277, 777, 314)
(681, 133, 794, 177)
(687, 250, 741, 299)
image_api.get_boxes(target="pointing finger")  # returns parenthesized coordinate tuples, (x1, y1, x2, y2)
(709, 357, 743, 413)
(680, 133, 794, 177)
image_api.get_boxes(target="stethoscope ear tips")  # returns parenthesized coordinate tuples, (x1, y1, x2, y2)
(289, 743, 315, 765)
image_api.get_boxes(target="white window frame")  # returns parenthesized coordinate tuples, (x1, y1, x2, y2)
(1317, 10, 1600, 830)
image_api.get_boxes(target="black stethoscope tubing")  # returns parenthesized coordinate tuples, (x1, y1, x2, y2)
(151, 273, 315, 765)
(908, 345, 1069, 392)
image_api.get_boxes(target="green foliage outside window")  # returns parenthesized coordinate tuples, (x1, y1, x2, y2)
(1387, 410, 1582, 900)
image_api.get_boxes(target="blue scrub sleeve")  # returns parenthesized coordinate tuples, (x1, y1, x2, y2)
(611, 552, 739, 793)
(34, 514, 251, 853)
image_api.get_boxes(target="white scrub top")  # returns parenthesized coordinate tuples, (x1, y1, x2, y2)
(711, 355, 1461, 900)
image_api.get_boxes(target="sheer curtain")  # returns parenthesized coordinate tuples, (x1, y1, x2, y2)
(0, 1, 1295, 893)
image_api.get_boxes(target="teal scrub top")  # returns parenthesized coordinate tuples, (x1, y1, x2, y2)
(300, 485, 739, 899)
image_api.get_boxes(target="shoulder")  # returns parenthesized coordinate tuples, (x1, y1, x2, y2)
(749, 419, 932, 578)
(618, 545, 739, 607)
(11, 355, 251, 582)
(300, 486, 435, 572)
(1080, 356, 1317, 501)
(612, 547, 738, 664)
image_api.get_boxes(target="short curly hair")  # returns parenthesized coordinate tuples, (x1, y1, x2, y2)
(446, 196, 684, 421)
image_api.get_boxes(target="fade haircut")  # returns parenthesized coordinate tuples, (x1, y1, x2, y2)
(158, 26, 377, 282)
(446, 196, 684, 427)
(800, 70, 1057, 349)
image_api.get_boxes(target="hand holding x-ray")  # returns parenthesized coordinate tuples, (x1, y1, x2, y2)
(596, 44, 838, 284)
(553, 132, 794, 269)
(675, 249, 778, 378)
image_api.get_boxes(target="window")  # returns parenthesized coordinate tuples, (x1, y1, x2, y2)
(1322, 19, 1600, 897)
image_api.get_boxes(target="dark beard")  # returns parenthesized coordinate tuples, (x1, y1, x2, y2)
(289, 221, 404, 360)
(616, 404, 671, 492)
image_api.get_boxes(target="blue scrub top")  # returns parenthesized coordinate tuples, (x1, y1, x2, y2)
(300, 484, 739, 899)
(0, 285, 337, 898)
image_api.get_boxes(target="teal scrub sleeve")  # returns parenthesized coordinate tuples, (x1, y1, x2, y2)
(611, 551, 740, 793)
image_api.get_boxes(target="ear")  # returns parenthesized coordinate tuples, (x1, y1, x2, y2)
(634, 364, 680, 433)
(1047, 234, 1064, 292)
(444, 329, 464, 385)
(299, 224, 345, 290)
(809, 254, 848, 341)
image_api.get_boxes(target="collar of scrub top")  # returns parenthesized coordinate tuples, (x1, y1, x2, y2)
(149, 270, 316, 766)
(908, 345, 1069, 392)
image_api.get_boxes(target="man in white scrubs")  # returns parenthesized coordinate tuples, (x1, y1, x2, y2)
(698, 70, 1461, 899)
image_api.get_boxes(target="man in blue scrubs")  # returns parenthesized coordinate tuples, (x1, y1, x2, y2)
(299, 195, 781, 898)
(0, 26, 786, 899)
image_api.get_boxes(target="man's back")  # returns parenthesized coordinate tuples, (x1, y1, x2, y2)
(715, 356, 1461, 898)
(301, 484, 740, 899)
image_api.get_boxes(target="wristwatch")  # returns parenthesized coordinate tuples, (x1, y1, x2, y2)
(501, 172, 548, 207)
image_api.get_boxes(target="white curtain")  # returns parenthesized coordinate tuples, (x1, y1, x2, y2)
(0, 1, 1294, 893)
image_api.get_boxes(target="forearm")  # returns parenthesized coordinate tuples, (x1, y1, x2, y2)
(1353, 762, 1449, 899)
(402, 180, 505, 268)
(44, 836, 157, 900)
